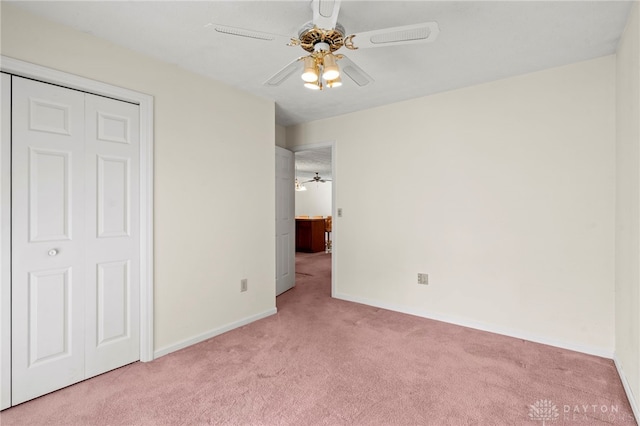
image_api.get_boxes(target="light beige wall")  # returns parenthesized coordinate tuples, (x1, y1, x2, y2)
(1, 5, 276, 352)
(275, 124, 287, 148)
(616, 1, 640, 414)
(295, 182, 332, 217)
(288, 56, 616, 354)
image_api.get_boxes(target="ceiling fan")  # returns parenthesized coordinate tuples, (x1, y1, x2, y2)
(209, 0, 440, 90)
(305, 172, 332, 183)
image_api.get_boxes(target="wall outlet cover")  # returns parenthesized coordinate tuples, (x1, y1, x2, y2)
(418, 273, 428, 285)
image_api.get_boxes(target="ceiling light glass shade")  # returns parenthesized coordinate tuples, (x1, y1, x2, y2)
(301, 56, 319, 83)
(322, 54, 340, 81)
(326, 76, 342, 88)
(295, 179, 307, 191)
(304, 81, 321, 90)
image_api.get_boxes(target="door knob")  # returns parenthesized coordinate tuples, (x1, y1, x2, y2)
(48, 249, 58, 256)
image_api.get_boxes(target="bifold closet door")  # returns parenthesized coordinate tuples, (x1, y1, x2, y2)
(11, 77, 140, 405)
(83, 93, 140, 378)
(11, 77, 87, 404)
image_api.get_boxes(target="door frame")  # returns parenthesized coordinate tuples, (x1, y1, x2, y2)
(291, 141, 336, 297)
(0, 56, 155, 409)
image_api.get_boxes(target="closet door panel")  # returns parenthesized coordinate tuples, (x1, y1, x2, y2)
(11, 77, 86, 405)
(84, 94, 140, 378)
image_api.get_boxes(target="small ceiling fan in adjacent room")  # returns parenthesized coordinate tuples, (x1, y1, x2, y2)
(208, 0, 440, 90)
(305, 172, 332, 183)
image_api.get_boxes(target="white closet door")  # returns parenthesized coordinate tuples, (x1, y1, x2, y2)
(275, 147, 295, 296)
(11, 77, 87, 404)
(84, 94, 140, 377)
(11, 77, 141, 405)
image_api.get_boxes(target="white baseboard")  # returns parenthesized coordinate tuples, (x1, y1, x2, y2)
(154, 308, 278, 359)
(334, 292, 614, 359)
(614, 354, 640, 423)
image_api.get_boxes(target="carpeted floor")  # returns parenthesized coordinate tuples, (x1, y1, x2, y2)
(0, 251, 636, 425)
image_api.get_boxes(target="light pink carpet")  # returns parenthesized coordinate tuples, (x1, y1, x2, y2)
(0, 252, 636, 425)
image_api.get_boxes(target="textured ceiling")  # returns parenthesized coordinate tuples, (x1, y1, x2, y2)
(10, 1, 633, 127)
(295, 147, 332, 181)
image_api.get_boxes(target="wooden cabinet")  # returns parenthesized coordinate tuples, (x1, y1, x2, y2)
(295, 218, 325, 253)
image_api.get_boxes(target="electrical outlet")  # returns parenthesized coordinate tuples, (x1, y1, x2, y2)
(418, 273, 429, 285)
(338, 208, 343, 217)
(241, 278, 248, 292)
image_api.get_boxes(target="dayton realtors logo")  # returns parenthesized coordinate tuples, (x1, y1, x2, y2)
(529, 399, 635, 424)
(529, 399, 559, 425)
(562, 403, 635, 423)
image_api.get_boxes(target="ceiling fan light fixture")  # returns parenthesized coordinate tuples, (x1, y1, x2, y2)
(301, 56, 319, 82)
(295, 178, 307, 191)
(304, 81, 322, 90)
(322, 53, 340, 81)
(326, 76, 342, 88)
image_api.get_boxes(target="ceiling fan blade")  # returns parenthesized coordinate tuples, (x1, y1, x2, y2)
(338, 55, 374, 87)
(311, 0, 341, 30)
(264, 58, 302, 87)
(206, 23, 292, 44)
(347, 22, 440, 49)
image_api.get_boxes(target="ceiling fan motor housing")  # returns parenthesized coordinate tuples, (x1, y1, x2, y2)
(298, 21, 346, 52)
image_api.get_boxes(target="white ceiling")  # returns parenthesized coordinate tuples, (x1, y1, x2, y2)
(10, 1, 633, 127)
(295, 147, 332, 181)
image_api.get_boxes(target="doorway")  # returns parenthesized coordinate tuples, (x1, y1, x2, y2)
(292, 143, 335, 297)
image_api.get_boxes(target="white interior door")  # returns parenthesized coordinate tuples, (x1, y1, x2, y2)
(11, 77, 87, 404)
(275, 147, 295, 296)
(11, 76, 140, 405)
(84, 93, 140, 377)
